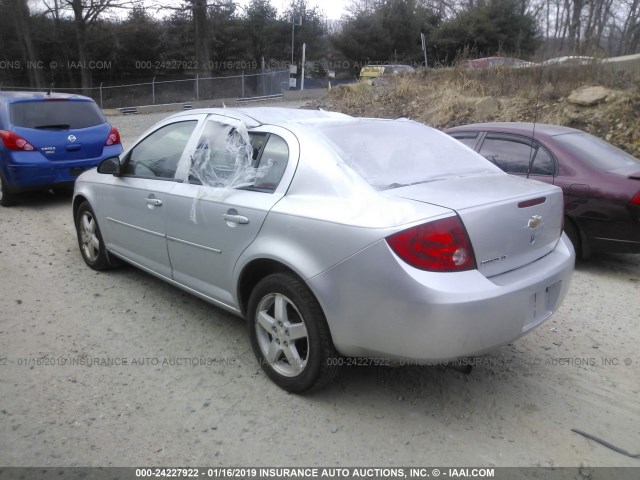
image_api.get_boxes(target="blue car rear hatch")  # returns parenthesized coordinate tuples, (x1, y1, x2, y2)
(9, 97, 109, 161)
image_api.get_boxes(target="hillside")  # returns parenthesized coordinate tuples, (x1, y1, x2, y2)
(313, 63, 640, 157)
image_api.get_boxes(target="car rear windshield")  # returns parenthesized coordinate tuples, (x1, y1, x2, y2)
(553, 132, 640, 171)
(10, 100, 106, 130)
(315, 120, 500, 190)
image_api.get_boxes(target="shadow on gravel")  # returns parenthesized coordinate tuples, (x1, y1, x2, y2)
(576, 253, 640, 278)
(311, 346, 527, 412)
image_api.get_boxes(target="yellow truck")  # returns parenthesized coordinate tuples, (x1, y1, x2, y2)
(359, 64, 415, 80)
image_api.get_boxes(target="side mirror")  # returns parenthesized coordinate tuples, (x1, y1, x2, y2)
(98, 156, 121, 176)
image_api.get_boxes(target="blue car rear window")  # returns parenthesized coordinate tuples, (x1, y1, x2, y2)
(10, 100, 106, 130)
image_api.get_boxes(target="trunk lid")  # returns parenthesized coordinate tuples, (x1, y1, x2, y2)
(388, 174, 564, 277)
(607, 165, 640, 180)
(623, 169, 640, 181)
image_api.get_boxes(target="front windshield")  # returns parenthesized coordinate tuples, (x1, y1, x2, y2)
(553, 132, 640, 171)
(315, 120, 500, 190)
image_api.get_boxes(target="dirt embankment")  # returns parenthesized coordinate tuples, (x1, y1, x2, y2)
(314, 63, 640, 157)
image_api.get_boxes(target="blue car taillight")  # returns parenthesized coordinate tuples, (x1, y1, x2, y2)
(105, 126, 121, 146)
(0, 130, 36, 151)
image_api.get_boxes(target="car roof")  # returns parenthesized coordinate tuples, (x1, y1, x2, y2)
(0, 91, 95, 103)
(165, 107, 353, 128)
(446, 122, 584, 139)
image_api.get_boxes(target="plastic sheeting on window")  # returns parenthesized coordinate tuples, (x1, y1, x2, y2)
(175, 119, 272, 223)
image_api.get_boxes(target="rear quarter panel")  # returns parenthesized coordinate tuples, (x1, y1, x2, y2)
(545, 136, 640, 245)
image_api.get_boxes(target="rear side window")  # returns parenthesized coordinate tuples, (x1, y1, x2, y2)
(10, 100, 106, 130)
(479, 136, 556, 176)
(531, 147, 555, 175)
(188, 120, 289, 193)
(190, 120, 252, 185)
(249, 133, 268, 162)
(449, 132, 480, 149)
(479, 136, 534, 174)
(253, 135, 289, 192)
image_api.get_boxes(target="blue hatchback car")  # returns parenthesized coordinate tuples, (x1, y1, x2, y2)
(0, 91, 123, 206)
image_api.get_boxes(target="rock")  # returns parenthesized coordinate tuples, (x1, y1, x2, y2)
(567, 86, 609, 106)
(475, 96, 499, 119)
(541, 82, 554, 96)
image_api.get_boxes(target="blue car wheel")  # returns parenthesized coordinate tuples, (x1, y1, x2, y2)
(0, 170, 17, 207)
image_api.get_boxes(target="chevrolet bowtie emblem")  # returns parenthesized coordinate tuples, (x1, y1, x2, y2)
(527, 215, 543, 229)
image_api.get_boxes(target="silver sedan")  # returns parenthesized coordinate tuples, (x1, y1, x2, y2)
(73, 108, 575, 392)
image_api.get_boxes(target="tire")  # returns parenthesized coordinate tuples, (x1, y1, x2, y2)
(563, 217, 582, 259)
(75, 201, 111, 270)
(247, 273, 339, 393)
(0, 170, 17, 207)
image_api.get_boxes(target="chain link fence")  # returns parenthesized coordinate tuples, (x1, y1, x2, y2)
(0, 70, 291, 109)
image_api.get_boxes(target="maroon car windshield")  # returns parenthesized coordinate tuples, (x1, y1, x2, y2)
(553, 132, 640, 172)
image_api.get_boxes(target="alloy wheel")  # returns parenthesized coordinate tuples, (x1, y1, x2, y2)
(79, 211, 100, 262)
(255, 293, 309, 377)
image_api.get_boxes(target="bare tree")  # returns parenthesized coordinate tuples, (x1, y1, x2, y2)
(40, 0, 75, 85)
(193, 0, 213, 77)
(56, 0, 132, 93)
(582, 0, 613, 53)
(619, 0, 640, 54)
(6, 0, 45, 88)
(151, 0, 236, 78)
(532, 0, 637, 56)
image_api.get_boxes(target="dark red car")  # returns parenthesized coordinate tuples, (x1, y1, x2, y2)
(446, 123, 640, 257)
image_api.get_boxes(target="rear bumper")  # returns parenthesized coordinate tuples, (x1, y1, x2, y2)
(308, 234, 575, 361)
(2, 145, 122, 191)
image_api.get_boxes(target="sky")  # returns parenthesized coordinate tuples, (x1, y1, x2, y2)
(239, 0, 350, 20)
(134, 0, 351, 21)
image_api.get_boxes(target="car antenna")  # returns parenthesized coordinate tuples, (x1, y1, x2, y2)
(527, 54, 545, 179)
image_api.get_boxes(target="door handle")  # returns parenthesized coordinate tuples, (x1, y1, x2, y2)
(146, 198, 162, 207)
(222, 213, 249, 224)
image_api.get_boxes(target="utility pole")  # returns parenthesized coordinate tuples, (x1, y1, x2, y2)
(301, 43, 306, 91)
(289, 15, 302, 90)
(290, 16, 302, 66)
(421, 33, 428, 68)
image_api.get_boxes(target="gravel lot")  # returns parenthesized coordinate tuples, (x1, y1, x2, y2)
(0, 108, 639, 468)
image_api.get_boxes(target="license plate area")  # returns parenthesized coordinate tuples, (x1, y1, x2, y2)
(523, 281, 561, 331)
